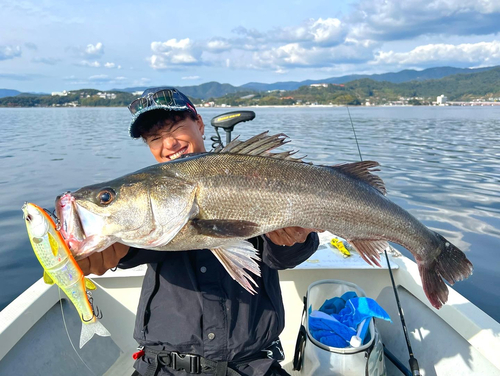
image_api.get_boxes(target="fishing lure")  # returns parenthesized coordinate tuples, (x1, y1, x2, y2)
(330, 237, 351, 258)
(22, 202, 110, 348)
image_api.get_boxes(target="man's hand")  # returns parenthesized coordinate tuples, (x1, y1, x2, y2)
(77, 243, 130, 276)
(266, 227, 319, 247)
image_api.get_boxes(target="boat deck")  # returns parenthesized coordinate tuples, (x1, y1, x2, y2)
(1, 234, 499, 375)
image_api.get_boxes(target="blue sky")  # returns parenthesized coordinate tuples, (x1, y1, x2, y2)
(1, 0, 500, 92)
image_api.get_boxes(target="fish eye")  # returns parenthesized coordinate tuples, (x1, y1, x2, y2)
(97, 189, 115, 205)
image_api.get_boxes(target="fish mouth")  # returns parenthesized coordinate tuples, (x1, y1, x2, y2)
(166, 146, 188, 161)
(55, 193, 86, 250)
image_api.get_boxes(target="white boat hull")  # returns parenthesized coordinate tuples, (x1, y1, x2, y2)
(1, 235, 499, 376)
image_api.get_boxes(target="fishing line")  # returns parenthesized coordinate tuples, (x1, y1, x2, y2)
(58, 288, 97, 376)
(346, 106, 363, 162)
(345, 106, 420, 376)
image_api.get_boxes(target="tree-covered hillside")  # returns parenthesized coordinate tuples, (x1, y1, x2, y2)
(2, 66, 500, 107)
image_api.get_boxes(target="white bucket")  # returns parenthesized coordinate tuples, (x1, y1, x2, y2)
(293, 279, 386, 376)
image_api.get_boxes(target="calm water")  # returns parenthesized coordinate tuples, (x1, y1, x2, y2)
(1, 106, 499, 322)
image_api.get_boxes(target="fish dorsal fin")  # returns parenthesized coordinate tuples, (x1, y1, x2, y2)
(332, 161, 387, 195)
(219, 131, 304, 162)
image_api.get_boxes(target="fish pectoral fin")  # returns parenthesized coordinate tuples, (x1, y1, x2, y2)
(84, 278, 97, 291)
(348, 239, 388, 267)
(43, 271, 54, 285)
(192, 219, 260, 238)
(331, 161, 387, 195)
(211, 240, 261, 294)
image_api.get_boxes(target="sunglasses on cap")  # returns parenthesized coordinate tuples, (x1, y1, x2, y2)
(127, 88, 197, 116)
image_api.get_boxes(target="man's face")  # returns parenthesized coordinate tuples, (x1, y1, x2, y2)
(144, 115, 206, 163)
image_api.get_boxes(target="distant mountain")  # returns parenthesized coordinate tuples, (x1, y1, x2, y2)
(0, 89, 49, 98)
(241, 66, 497, 91)
(116, 82, 248, 100)
(0, 89, 21, 98)
(6, 65, 499, 103)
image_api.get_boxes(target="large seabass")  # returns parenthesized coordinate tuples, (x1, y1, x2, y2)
(56, 133, 473, 309)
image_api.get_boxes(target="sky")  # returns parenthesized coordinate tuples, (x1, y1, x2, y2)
(1, 0, 500, 93)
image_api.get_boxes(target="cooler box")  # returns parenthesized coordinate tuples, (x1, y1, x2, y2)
(293, 279, 386, 376)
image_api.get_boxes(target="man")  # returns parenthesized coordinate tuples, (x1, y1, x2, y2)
(78, 87, 319, 376)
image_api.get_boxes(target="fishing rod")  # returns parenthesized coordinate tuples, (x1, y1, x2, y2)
(346, 105, 421, 376)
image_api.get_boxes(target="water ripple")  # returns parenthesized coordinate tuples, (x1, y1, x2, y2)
(1, 106, 499, 321)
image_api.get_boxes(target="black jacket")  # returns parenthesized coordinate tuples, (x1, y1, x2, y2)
(119, 233, 319, 376)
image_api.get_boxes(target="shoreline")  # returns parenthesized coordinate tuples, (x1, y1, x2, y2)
(1, 103, 500, 109)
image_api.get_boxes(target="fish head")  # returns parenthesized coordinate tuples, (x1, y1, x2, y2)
(56, 170, 198, 256)
(23, 202, 50, 238)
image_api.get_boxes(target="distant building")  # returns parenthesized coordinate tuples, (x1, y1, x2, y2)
(310, 83, 328, 88)
(51, 90, 68, 96)
(437, 94, 447, 105)
(132, 91, 143, 96)
(97, 92, 116, 99)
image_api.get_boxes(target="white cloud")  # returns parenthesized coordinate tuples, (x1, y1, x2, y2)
(146, 18, 348, 70)
(143, 11, 500, 74)
(274, 18, 346, 47)
(67, 43, 105, 59)
(149, 38, 201, 69)
(349, 0, 500, 42)
(249, 39, 377, 70)
(87, 75, 127, 84)
(206, 39, 232, 52)
(89, 74, 108, 81)
(78, 60, 101, 67)
(32, 57, 60, 65)
(373, 40, 500, 66)
(104, 62, 122, 69)
(0, 45, 21, 61)
(84, 42, 104, 58)
(182, 75, 200, 80)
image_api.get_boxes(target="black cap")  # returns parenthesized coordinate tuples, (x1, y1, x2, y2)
(128, 86, 197, 138)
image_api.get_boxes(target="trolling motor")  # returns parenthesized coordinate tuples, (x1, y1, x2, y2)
(210, 110, 256, 149)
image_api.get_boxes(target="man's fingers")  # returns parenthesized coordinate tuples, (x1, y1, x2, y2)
(267, 228, 296, 246)
(266, 227, 320, 247)
(102, 244, 118, 271)
(284, 227, 309, 243)
(88, 252, 106, 276)
(77, 243, 129, 277)
(78, 257, 91, 276)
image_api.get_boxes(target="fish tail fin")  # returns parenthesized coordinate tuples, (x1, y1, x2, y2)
(418, 233, 473, 309)
(79, 319, 111, 348)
